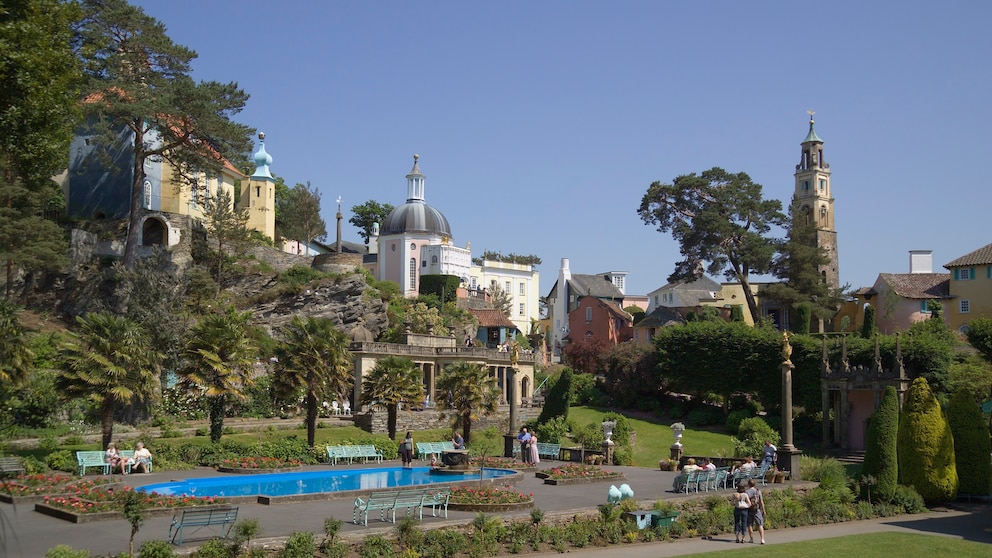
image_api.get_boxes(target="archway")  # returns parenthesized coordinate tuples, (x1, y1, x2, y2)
(141, 217, 167, 246)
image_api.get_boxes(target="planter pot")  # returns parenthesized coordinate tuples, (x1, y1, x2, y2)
(448, 499, 534, 513)
(543, 474, 625, 486)
(773, 472, 786, 483)
(534, 472, 550, 479)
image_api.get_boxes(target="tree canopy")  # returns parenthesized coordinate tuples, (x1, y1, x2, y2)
(638, 167, 784, 323)
(76, 0, 254, 270)
(471, 251, 542, 267)
(349, 199, 393, 243)
(0, 0, 80, 298)
(278, 180, 326, 250)
(762, 201, 844, 322)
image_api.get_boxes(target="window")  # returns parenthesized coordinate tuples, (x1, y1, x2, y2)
(920, 300, 930, 313)
(505, 281, 511, 292)
(142, 180, 152, 209)
(653, 295, 658, 305)
(519, 283, 525, 296)
(585, 307, 592, 322)
(818, 179, 826, 190)
(960, 299, 971, 313)
(431, 255, 438, 264)
(519, 303, 525, 316)
(960, 324, 972, 335)
(409, 258, 416, 290)
(803, 180, 810, 191)
(421, 260, 426, 267)
(957, 268, 973, 280)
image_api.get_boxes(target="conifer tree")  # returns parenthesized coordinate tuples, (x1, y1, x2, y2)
(538, 367, 574, 424)
(862, 386, 898, 502)
(897, 377, 958, 504)
(76, 0, 254, 270)
(947, 388, 992, 497)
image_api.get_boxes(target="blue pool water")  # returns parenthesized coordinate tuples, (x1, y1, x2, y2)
(140, 467, 515, 498)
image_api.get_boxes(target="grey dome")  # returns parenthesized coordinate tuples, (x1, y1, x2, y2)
(381, 201, 452, 237)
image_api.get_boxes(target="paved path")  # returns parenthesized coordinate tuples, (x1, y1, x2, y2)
(2, 462, 989, 557)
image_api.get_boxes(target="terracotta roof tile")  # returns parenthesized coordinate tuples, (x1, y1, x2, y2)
(877, 273, 950, 299)
(944, 243, 992, 268)
(468, 308, 517, 329)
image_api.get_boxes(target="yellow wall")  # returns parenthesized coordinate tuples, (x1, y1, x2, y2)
(946, 264, 992, 333)
(157, 161, 242, 222)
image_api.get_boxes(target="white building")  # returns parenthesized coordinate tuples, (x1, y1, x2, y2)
(468, 259, 541, 334)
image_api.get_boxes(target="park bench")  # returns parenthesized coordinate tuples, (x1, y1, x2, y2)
(421, 488, 450, 519)
(168, 506, 239, 545)
(352, 488, 451, 525)
(76, 451, 110, 476)
(117, 450, 153, 474)
(0, 456, 25, 477)
(536, 442, 561, 460)
(353, 491, 405, 525)
(326, 444, 384, 465)
(417, 441, 454, 461)
(673, 469, 705, 493)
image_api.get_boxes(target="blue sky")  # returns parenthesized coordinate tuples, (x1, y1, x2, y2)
(134, 1, 991, 297)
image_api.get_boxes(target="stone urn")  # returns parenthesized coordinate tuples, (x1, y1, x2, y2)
(671, 422, 685, 447)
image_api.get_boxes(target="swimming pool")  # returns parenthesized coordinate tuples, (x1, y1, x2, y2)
(140, 466, 516, 498)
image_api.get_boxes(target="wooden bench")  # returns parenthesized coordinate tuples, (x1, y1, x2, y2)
(168, 506, 239, 545)
(76, 451, 110, 476)
(0, 456, 25, 477)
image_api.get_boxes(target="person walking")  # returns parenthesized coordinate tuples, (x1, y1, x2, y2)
(761, 440, 777, 470)
(528, 434, 540, 466)
(732, 483, 752, 543)
(400, 431, 414, 468)
(746, 478, 766, 544)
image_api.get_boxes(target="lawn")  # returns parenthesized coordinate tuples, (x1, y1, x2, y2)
(678, 532, 990, 557)
(565, 406, 736, 467)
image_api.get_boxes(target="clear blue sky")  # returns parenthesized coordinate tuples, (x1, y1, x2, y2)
(134, 0, 991, 297)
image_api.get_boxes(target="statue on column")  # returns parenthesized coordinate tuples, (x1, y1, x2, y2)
(782, 330, 793, 364)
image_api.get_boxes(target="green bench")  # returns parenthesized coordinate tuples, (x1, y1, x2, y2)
(118, 450, 153, 473)
(326, 444, 384, 465)
(76, 451, 110, 476)
(416, 441, 454, 460)
(513, 442, 561, 460)
(352, 488, 450, 525)
(168, 506, 239, 545)
(0, 456, 25, 477)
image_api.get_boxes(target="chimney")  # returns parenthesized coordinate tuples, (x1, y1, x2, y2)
(909, 250, 932, 273)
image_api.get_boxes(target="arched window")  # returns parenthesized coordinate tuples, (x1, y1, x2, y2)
(409, 258, 416, 290)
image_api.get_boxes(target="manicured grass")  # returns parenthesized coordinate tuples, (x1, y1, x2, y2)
(566, 406, 736, 467)
(678, 532, 990, 557)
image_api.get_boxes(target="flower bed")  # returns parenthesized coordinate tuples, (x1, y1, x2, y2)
(537, 463, 625, 485)
(447, 485, 534, 512)
(0, 475, 119, 504)
(216, 456, 302, 473)
(468, 456, 519, 469)
(36, 486, 227, 523)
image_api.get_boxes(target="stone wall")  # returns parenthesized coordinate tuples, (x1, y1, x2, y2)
(355, 408, 542, 437)
(313, 253, 364, 274)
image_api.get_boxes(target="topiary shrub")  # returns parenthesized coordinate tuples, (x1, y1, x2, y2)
(861, 305, 876, 339)
(897, 377, 958, 504)
(862, 386, 899, 502)
(538, 367, 573, 424)
(947, 388, 992, 497)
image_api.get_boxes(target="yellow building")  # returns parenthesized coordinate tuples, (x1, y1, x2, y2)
(943, 242, 992, 334)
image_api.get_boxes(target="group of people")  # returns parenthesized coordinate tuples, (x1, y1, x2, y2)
(731, 479, 766, 544)
(104, 442, 152, 474)
(516, 427, 540, 466)
(397, 431, 465, 469)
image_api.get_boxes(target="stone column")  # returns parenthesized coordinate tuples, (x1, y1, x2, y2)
(504, 367, 518, 458)
(778, 333, 802, 481)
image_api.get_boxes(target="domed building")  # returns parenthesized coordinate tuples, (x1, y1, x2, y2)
(374, 155, 471, 297)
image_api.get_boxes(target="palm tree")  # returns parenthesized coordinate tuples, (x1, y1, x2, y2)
(435, 361, 500, 445)
(362, 356, 424, 440)
(272, 316, 352, 447)
(56, 312, 160, 449)
(0, 300, 32, 387)
(181, 308, 257, 443)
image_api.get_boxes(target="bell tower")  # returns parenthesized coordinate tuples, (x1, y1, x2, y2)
(794, 111, 839, 290)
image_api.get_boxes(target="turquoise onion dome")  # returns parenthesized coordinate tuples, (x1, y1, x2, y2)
(251, 132, 273, 179)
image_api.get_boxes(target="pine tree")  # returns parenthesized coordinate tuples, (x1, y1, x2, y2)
(862, 386, 899, 502)
(897, 377, 958, 504)
(947, 388, 992, 497)
(77, 0, 254, 270)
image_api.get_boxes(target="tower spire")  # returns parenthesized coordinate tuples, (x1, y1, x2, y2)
(793, 111, 839, 290)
